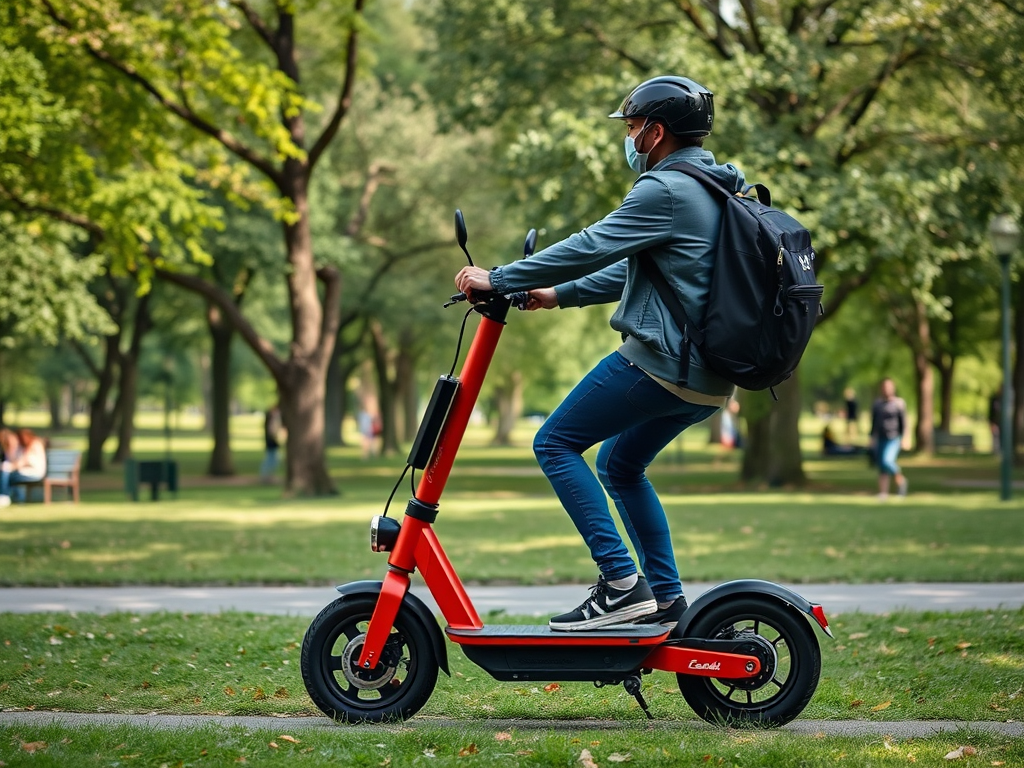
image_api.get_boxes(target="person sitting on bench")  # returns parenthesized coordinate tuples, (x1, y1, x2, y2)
(0, 427, 48, 506)
(822, 425, 866, 457)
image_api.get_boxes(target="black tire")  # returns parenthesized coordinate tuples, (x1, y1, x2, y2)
(677, 597, 820, 727)
(301, 595, 438, 723)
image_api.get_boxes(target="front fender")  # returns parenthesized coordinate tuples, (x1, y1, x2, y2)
(675, 579, 833, 639)
(336, 580, 450, 675)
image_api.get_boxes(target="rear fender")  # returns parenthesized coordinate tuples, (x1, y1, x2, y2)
(336, 580, 450, 675)
(675, 579, 833, 639)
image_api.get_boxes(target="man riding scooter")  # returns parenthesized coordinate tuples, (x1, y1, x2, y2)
(456, 75, 744, 631)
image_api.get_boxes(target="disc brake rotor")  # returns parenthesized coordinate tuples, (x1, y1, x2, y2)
(340, 632, 405, 690)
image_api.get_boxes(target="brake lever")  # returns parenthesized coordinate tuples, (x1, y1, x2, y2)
(444, 292, 467, 308)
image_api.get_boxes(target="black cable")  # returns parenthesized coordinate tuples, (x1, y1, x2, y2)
(410, 467, 417, 497)
(382, 463, 411, 518)
(448, 306, 476, 378)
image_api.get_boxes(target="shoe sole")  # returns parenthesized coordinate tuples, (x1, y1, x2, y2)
(548, 600, 658, 632)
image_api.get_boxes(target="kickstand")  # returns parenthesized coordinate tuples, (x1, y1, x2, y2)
(623, 676, 653, 720)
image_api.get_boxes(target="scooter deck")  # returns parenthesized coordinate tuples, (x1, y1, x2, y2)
(447, 624, 669, 646)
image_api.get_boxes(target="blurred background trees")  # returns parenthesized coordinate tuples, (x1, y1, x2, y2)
(1, 0, 1021, 490)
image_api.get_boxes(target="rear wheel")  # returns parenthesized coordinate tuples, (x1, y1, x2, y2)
(677, 598, 820, 727)
(301, 595, 438, 723)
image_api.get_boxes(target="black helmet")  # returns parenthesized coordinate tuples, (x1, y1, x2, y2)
(609, 76, 714, 138)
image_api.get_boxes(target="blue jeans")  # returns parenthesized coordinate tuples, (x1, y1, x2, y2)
(877, 437, 901, 476)
(0, 469, 44, 502)
(533, 352, 719, 602)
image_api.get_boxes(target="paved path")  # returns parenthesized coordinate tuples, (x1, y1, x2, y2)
(1, 583, 1022, 616)
(1, 711, 1021, 738)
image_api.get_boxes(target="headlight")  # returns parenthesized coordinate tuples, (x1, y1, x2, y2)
(370, 515, 401, 552)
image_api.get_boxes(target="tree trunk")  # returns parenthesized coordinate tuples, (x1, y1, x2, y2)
(279, 358, 335, 494)
(740, 394, 774, 485)
(324, 350, 345, 447)
(207, 305, 236, 476)
(936, 359, 955, 433)
(113, 294, 152, 463)
(199, 350, 213, 433)
(396, 332, 419, 443)
(1014, 274, 1024, 465)
(47, 385, 65, 431)
(912, 303, 935, 455)
(492, 370, 523, 447)
(85, 335, 121, 472)
(739, 372, 805, 486)
(706, 409, 722, 444)
(369, 320, 399, 455)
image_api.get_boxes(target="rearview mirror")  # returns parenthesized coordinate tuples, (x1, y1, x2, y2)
(523, 228, 537, 258)
(454, 209, 473, 266)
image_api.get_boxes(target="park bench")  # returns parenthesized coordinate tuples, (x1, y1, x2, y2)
(11, 448, 81, 503)
(933, 431, 975, 452)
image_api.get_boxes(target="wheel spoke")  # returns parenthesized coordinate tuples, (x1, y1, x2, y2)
(746, 690, 753, 705)
(327, 654, 344, 672)
(770, 676, 785, 690)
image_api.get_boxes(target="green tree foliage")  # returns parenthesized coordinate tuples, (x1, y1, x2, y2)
(423, 0, 1023, 478)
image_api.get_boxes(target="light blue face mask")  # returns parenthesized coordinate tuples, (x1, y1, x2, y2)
(623, 120, 652, 173)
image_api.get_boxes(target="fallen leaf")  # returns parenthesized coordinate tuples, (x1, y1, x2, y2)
(579, 749, 599, 768)
(945, 747, 966, 760)
(883, 739, 895, 751)
(273, 687, 289, 699)
(268, 742, 279, 749)
(848, 632, 868, 640)
(870, 700, 892, 712)
(956, 641, 972, 650)
(21, 742, 47, 754)
(515, 750, 534, 756)
(894, 626, 910, 634)
(278, 735, 299, 744)
(850, 699, 864, 708)
(964, 747, 977, 756)
(495, 732, 512, 742)
(423, 749, 435, 758)
(458, 743, 479, 757)
(544, 683, 561, 693)
(608, 753, 632, 762)
(252, 687, 267, 700)
(991, 762, 1005, 766)
(928, 637, 936, 647)
(224, 687, 236, 696)
(48, 636, 63, 645)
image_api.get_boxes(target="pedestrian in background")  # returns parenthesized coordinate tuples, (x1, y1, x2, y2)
(844, 387, 859, 439)
(869, 378, 909, 500)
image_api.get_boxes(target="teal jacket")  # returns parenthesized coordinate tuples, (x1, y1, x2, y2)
(489, 146, 744, 396)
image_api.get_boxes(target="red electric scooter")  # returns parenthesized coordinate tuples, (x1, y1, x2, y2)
(301, 211, 833, 726)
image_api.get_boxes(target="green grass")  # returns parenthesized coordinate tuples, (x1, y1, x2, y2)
(2, 722, 1021, 768)
(2, 609, 1022, 722)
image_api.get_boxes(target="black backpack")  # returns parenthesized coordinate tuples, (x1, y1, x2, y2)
(638, 162, 824, 393)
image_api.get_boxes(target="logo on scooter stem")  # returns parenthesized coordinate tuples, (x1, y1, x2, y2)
(688, 660, 722, 671)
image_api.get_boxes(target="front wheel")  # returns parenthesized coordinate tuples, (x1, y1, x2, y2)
(301, 595, 438, 723)
(677, 598, 820, 727)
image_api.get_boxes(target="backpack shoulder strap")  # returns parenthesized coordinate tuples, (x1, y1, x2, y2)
(664, 162, 771, 207)
(636, 250, 703, 386)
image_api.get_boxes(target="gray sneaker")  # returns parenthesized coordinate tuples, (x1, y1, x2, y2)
(549, 575, 657, 631)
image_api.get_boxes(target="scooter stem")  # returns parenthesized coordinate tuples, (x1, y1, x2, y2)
(358, 309, 507, 669)
(416, 312, 506, 505)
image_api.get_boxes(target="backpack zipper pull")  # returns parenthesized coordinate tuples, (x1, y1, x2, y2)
(774, 246, 785, 316)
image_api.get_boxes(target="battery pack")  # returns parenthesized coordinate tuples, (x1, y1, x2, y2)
(407, 375, 460, 469)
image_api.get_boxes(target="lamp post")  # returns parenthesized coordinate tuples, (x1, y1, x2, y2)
(989, 213, 1020, 501)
